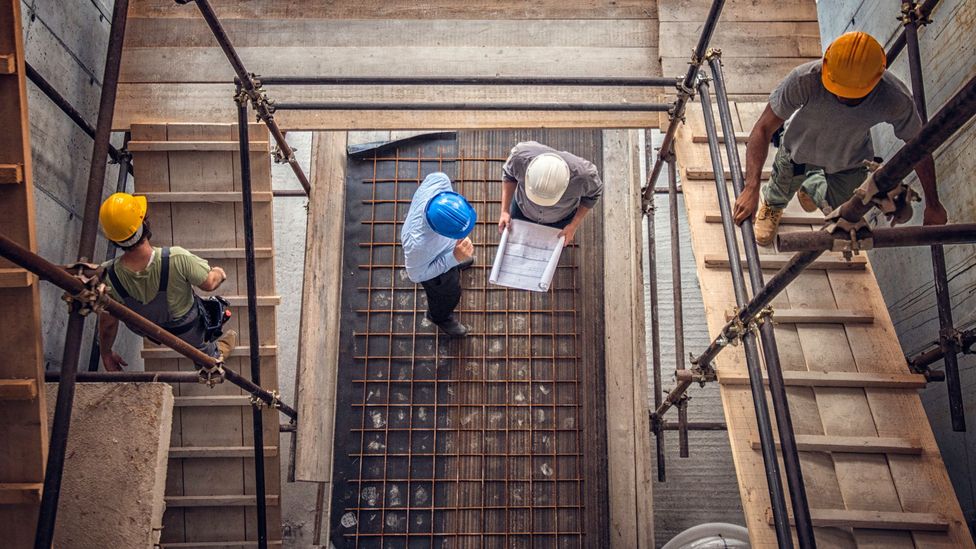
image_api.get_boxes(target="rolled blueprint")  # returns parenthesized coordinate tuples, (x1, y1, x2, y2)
(537, 236, 565, 291)
(488, 226, 510, 286)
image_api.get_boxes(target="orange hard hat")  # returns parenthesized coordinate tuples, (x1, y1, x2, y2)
(821, 32, 886, 99)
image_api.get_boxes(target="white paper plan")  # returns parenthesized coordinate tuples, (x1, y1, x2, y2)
(489, 219, 565, 292)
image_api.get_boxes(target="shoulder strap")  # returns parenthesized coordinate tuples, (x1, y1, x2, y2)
(160, 247, 171, 293)
(106, 261, 130, 300)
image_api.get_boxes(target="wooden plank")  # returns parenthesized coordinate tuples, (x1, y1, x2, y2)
(662, 57, 807, 96)
(658, 0, 817, 21)
(124, 18, 658, 48)
(601, 129, 654, 547)
(724, 308, 874, 324)
(120, 46, 659, 84)
(128, 141, 269, 152)
(0, 267, 34, 287)
(294, 132, 346, 483)
(0, 483, 42, 504)
(767, 508, 950, 532)
(139, 191, 274, 203)
(168, 446, 279, 459)
(0, 379, 37, 400)
(693, 133, 749, 144)
(165, 495, 280, 508)
(705, 211, 823, 224)
(191, 247, 273, 259)
(703, 254, 867, 270)
(0, 53, 13, 74)
(173, 396, 250, 407)
(749, 435, 923, 455)
(222, 296, 280, 307)
(717, 369, 928, 389)
(130, 0, 658, 19)
(659, 22, 821, 58)
(0, 163, 23, 183)
(142, 345, 277, 360)
(687, 168, 771, 180)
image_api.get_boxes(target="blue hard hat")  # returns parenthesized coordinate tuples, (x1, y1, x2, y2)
(425, 191, 477, 239)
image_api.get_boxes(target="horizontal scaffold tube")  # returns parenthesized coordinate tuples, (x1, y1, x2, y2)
(258, 75, 678, 87)
(271, 102, 673, 112)
(777, 223, 976, 252)
(0, 232, 297, 420)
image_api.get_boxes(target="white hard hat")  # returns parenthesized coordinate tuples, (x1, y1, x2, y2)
(525, 153, 570, 207)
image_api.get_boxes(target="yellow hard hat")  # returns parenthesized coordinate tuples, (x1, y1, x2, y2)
(99, 192, 147, 245)
(822, 32, 886, 99)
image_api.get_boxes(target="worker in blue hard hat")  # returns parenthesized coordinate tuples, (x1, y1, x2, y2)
(401, 172, 477, 337)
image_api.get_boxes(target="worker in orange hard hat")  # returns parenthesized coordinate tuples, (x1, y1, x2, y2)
(95, 192, 237, 371)
(733, 31, 947, 246)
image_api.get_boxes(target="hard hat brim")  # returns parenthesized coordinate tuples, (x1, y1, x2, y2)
(821, 71, 880, 99)
(525, 189, 562, 207)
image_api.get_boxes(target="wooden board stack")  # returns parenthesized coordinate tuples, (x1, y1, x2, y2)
(129, 122, 283, 548)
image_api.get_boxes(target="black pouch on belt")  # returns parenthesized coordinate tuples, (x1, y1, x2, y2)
(200, 295, 232, 342)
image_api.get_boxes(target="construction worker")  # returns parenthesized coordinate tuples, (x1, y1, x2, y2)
(733, 31, 947, 245)
(96, 193, 237, 371)
(402, 172, 477, 337)
(498, 141, 603, 245)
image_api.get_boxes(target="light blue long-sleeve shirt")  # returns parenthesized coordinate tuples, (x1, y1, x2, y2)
(401, 172, 460, 283)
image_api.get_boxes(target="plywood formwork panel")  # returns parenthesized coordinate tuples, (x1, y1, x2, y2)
(0, 1, 48, 546)
(672, 102, 974, 547)
(131, 123, 282, 547)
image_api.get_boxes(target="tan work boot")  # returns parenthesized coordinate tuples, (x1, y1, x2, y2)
(796, 190, 818, 213)
(216, 329, 238, 360)
(754, 202, 784, 247)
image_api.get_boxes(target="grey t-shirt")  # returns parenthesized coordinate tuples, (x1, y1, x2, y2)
(769, 60, 921, 174)
(502, 141, 603, 224)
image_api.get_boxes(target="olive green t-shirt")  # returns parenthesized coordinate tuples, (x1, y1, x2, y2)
(102, 246, 211, 319)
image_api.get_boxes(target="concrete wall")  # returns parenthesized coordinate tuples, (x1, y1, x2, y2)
(21, 0, 141, 372)
(818, 0, 976, 533)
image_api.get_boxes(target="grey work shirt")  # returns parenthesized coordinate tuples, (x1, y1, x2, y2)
(502, 141, 603, 224)
(769, 60, 922, 174)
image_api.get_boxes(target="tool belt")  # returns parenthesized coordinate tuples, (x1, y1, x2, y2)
(198, 295, 232, 343)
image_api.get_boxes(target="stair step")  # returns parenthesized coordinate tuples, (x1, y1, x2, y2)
(0, 483, 42, 504)
(717, 369, 928, 389)
(0, 379, 38, 400)
(0, 164, 23, 184)
(191, 248, 273, 259)
(0, 267, 34, 288)
(750, 435, 922, 455)
(768, 508, 948, 532)
(165, 495, 280, 508)
(705, 211, 824, 225)
(138, 191, 272, 203)
(0, 54, 15, 74)
(142, 344, 277, 360)
(726, 308, 873, 324)
(174, 395, 250, 407)
(222, 295, 281, 307)
(686, 168, 771, 180)
(169, 446, 278, 459)
(704, 254, 866, 271)
(128, 140, 268, 152)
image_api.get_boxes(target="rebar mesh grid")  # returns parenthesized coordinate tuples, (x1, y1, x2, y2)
(330, 133, 598, 548)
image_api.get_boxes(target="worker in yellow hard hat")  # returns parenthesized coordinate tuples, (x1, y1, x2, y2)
(95, 192, 237, 371)
(733, 31, 947, 245)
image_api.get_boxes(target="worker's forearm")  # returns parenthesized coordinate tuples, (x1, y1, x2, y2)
(915, 154, 939, 204)
(744, 129, 772, 190)
(97, 314, 119, 356)
(501, 179, 517, 212)
(568, 206, 592, 227)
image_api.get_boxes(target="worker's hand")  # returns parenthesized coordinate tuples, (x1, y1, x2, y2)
(101, 351, 128, 372)
(558, 222, 579, 245)
(733, 185, 761, 225)
(923, 201, 948, 226)
(453, 237, 475, 262)
(498, 212, 512, 235)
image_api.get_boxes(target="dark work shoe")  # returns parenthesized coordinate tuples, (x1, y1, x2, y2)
(425, 312, 469, 337)
(458, 257, 475, 271)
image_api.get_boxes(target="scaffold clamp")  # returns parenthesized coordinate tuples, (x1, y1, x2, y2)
(61, 263, 111, 316)
(197, 362, 226, 387)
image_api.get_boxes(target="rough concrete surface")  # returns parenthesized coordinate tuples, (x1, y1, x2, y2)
(45, 382, 173, 549)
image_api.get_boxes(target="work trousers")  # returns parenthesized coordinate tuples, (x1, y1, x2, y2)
(509, 200, 577, 229)
(421, 265, 462, 324)
(762, 146, 869, 211)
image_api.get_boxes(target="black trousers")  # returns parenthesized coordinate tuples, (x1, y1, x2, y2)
(421, 265, 462, 324)
(509, 199, 577, 229)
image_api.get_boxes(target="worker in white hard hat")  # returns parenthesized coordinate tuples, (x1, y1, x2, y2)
(498, 141, 603, 245)
(734, 31, 947, 246)
(96, 192, 238, 371)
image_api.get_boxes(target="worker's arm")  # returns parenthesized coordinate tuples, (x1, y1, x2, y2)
(915, 154, 947, 225)
(197, 266, 227, 292)
(734, 104, 785, 224)
(498, 177, 518, 234)
(557, 206, 591, 245)
(97, 312, 128, 372)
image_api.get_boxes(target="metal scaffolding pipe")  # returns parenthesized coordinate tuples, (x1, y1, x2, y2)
(708, 56, 815, 548)
(642, 0, 727, 207)
(908, 328, 976, 370)
(662, 421, 728, 431)
(47, 371, 208, 383)
(24, 62, 130, 172)
(886, 0, 942, 65)
(698, 79, 793, 548)
(777, 223, 976, 252)
(644, 130, 666, 481)
(237, 92, 270, 549)
(837, 70, 976, 224)
(0, 232, 298, 420)
(258, 75, 678, 87)
(181, 0, 311, 195)
(271, 101, 672, 112)
(667, 155, 690, 458)
(35, 2, 129, 546)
